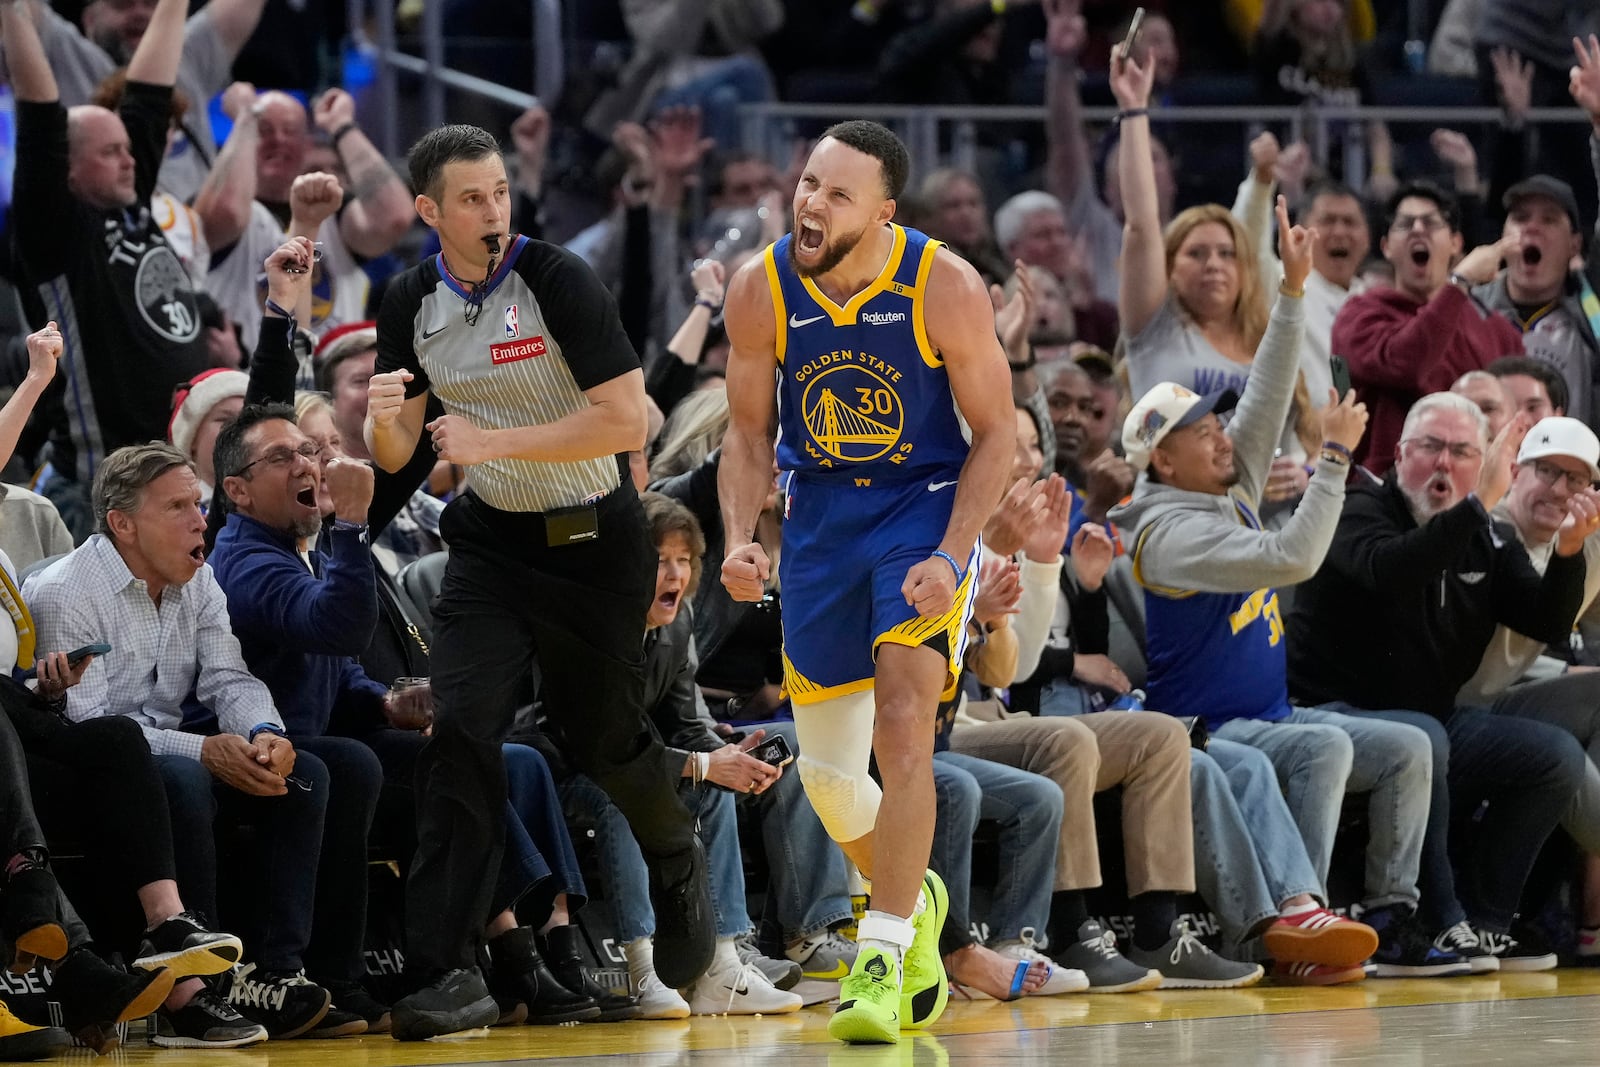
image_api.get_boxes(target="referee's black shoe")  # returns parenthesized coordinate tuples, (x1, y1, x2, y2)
(391, 967, 498, 1041)
(650, 838, 714, 990)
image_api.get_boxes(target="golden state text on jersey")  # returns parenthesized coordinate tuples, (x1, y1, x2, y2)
(765, 224, 969, 484)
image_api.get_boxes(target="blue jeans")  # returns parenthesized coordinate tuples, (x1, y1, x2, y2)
(1190, 739, 1322, 954)
(292, 735, 382, 984)
(504, 743, 587, 919)
(156, 750, 329, 974)
(563, 774, 749, 943)
(1330, 703, 1587, 932)
(748, 721, 853, 940)
(930, 751, 1062, 945)
(1213, 707, 1430, 909)
(1489, 671, 1600, 854)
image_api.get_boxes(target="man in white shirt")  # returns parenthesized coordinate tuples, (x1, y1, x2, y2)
(22, 442, 335, 1040)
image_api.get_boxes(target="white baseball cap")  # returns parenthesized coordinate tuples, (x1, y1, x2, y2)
(1518, 416, 1600, 482)
(1122, 381, 1239, 472)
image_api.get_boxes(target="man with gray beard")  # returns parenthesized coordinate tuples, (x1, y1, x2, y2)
(1287, 392, 1590, 970)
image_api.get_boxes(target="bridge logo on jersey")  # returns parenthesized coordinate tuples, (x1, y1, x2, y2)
(799, 362, 905, 463)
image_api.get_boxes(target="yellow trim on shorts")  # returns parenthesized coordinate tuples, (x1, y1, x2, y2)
(763, 244, 788, 366)
(873, 563, 977, 702)
(783, 651, 877, 707)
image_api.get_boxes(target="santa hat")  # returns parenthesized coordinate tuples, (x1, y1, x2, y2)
(314, 320, 379, 391)
(168, 368, 249, 460)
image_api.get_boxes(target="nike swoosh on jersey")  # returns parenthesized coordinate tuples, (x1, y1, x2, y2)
(927, 480, 957, 492)
(421, 324, 448, 339)
(788, 312, 826, 328)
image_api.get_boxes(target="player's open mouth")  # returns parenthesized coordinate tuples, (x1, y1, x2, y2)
(657, 590, 680, 612)
(1522, 246, 1543, 266)
(1409, 245, 1430, 267)
(797, 219, 825, 254)
(296, 486, 318, 509)
(189, 544, 205, 565)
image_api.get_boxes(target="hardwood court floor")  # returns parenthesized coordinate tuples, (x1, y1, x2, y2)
(58, 969, 1600, 1065)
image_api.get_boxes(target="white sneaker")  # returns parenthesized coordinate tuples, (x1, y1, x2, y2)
(989, 928, 1090, 996)
(630, 969, 690, 1020)
(686, 959, 803, 1016)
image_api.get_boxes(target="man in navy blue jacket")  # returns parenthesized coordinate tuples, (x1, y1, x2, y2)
(207, 403, 619, 1030)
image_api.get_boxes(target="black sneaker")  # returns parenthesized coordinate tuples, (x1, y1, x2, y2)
(307, 1004, 368, 1038)
(1364, 906, 1470, 978)
(150, 987, 268, 1048)
(542, 925, 641, 1022)
(486, 927, 600, 1025)
(649, 838, 714, 990)
(219, 965, 331, 1039)
(133, 912, 241, 978)
(2, 863, 66, 973)
(321, 978, 391, 1034)
(1480, 921, 1558, 972)
(1433, 920, 1498, 974)
(49, 948, 175, 1054)
(391, 967, 499, 1041)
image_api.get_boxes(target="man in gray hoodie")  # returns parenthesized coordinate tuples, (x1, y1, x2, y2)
(1111, 198, 1462, 981)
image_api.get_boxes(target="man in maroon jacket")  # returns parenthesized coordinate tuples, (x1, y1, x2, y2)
(1332, 182, 1523, 472)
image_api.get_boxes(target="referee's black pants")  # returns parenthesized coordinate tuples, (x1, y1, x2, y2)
(406, 485, 695, 972)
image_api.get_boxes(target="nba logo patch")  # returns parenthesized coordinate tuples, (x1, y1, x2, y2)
(504, 304, 519, 339)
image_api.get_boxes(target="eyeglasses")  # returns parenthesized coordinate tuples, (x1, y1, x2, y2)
(1402, 435, 1482, 461)
(1388, 213, 1449, 235)
(232, 441, 322, 478)
(1529, 459, 1595, 493)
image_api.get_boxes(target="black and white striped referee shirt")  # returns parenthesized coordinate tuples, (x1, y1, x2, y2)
(374, 234, 640, 513)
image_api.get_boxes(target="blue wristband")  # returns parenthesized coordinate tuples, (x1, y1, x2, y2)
(249, 723, 285, 742)
(931, 550, 964, 582)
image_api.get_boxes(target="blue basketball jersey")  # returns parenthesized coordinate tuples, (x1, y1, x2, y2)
(1134, 497, 1294, 729)
(765, 224, 968, 482)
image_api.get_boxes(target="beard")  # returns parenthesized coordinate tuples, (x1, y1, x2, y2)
(1400, 478, 1454, 526)
(291, 513, 324, 540)
(788, 223, 867, 278)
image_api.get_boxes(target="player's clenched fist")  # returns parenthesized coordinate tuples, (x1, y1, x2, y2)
(367, 370, 413, 427)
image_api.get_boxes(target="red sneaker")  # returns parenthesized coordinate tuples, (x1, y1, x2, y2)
(1263, 908, 1377, 967)
(1274, 959, 1367, 986)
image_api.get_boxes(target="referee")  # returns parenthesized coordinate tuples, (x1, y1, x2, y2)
(365, 124, 712, 1041)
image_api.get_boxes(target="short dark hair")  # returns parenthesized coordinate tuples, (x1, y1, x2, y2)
(821, 120, 910, 200)
(212, 402, 299, 489)
(92, 443, 194, 535)
(408, 124, 502, 202)
(1383, 181, 1461, 235)
(1299, 180, 1362, 219)
(1486, 356, 1569, 413)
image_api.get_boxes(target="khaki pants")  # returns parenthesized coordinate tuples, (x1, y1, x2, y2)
(948, 712, 1194, 896)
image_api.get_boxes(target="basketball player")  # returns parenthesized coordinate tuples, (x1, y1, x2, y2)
(720, 121, 1014, 1044)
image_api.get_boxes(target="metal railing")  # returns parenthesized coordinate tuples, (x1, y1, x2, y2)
(740, 102, 1592, 194)
(345, 0, 561, 158)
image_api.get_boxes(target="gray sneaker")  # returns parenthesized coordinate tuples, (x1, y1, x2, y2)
(1122, 920, 1264, 989)
(785, 929, 858, 981)
(1052, 921, 1163, 993)
(734, 933, 802, 991)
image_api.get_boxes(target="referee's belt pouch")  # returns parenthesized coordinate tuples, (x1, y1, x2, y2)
(1174, 715, 1209, 751)
(545, 504, 599, 547)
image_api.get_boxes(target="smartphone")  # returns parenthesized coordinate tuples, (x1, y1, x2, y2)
(21, 642, 110, 680)
(751, 734, 794, 769)
(1329, 354, 1352, 399)
(1117, 7, 1146, 66)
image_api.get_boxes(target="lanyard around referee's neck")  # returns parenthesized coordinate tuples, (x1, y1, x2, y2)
(440, 250, 500, 326)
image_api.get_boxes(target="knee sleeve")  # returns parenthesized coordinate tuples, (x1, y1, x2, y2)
(793, 690, 880, 842)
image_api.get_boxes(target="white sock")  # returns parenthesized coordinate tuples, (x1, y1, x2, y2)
(1281, 900, 1321, 918)
(709, 936, 741, 976)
